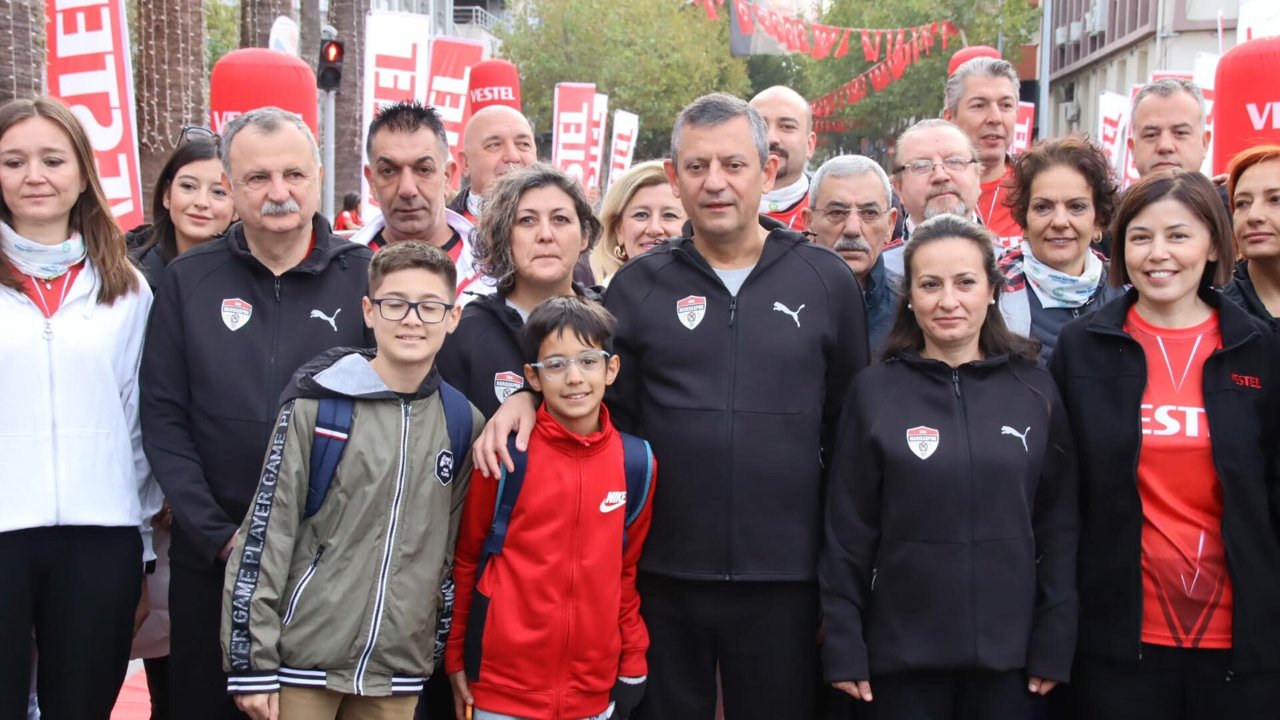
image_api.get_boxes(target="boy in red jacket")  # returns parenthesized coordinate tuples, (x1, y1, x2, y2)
(447, 296, 654, 720)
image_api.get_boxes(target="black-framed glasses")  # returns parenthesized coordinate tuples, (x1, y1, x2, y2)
(894, 157, 978, 176)
(814, 205, 885, 225)
(529, 350, 611, 377)
(370, 298, 454, 324)
(176, 125, 220, 149)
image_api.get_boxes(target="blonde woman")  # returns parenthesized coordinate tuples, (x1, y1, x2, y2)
(590, 161, 686, 284)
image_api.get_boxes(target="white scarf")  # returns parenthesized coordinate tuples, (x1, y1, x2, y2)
(466, 190, 485, 219)
(1022, 241, 1104, 309)
(759, 173, 809, 214)
(0, 222, 86, 280)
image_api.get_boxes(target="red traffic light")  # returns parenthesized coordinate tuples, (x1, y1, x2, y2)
(318, 40, 345, 91)
(322, 41, 343, 64)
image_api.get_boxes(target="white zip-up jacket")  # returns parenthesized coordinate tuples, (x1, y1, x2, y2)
(0, 261, 160, 561)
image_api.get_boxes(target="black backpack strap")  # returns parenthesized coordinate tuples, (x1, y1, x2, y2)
(306, 397, 354, 518)
(619, 432, 654, 528)
(436, 381, 473, 486)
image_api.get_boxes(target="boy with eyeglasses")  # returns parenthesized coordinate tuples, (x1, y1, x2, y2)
(219, 242, 482, 720)
(446, 296, 656, 720)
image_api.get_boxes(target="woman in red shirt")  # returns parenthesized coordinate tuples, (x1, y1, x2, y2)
(334, 191, 363, 231)
(1051, 171, 1280, 719)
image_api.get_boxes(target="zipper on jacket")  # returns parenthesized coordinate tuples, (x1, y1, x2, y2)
(870, 568, 878, 592)
(46, 329, 61, 522)
(952, 368, 979, 661)
(728, 296, 737, 326)
(724, 290, 741, 580)
(951, 369, 961, 397)
(273, 277, 282, 302)
(354, 400, 412, 693)
(281, 544, 326, 626)
(554, 451, 586, 713)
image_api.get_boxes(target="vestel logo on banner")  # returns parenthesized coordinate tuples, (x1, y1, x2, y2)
(1247, 101, 1280, 130)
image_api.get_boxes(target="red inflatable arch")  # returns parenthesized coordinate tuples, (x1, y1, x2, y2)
(1214, 36, 1280, 174)
(210, 48, 319, 137)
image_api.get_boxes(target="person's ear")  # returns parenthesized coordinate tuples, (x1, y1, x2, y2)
(524, 364, 543, 393)
(603, 352, 621, 386)
(443, 301, 462, 334)
(362, 296, 376, 329)
(444, 158, 458, 188)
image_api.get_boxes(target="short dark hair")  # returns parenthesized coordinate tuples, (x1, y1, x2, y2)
(1109, 171, 1234, 289)
(520, 296, 616, 364)
(472, 164, 602, 295)
(144, 137, 223, 264)
(881, 215, 1040, 362)
(368, 240, 458, 297)
(1007, 134, 1117, 231)
(365, 101, 450, 162)
(342, 191, 360, 212)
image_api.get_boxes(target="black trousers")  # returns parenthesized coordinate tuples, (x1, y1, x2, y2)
(169, 561, 247, 720)
(1073, 645, 1280, 720)
(0, 526, 142, 720)
(863, 669, 1038, 720)
(633, 574, 819, 720)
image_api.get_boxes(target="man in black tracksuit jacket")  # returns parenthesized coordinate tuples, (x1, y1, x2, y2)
(611, 93, 869, 720)
(436, 283, 601, 418)
(141, 109, 373, 720)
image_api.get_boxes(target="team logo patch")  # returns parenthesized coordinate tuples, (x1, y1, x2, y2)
(676, 295, 706, 330)
(493, 371, 524, 404)
(436, 449, 454, 486)
(905, 425, 940, 460)
(221, 298, 253, 332)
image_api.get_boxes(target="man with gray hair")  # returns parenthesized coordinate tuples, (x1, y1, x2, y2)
(803, 155, 901, 353)
(1128, 77, 1211, 177)
(473, 92, 869, 719)
(942, 56, 1023, 249)
(141, 106, 374, 719)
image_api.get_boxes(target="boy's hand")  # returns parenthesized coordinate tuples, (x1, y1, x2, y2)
(234, 692, 278, 720)
(449, 671, 474, 720)
(473, 392, 537, 477)
(1028, 677, 1058, 695)
(611, 675, 647, 719)
(832, 680, 873, 702)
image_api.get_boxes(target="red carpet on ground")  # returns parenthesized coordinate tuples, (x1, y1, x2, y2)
(110, 671, 151, 720)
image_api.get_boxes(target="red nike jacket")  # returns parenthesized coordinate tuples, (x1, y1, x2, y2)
(445, 403, 654, 720)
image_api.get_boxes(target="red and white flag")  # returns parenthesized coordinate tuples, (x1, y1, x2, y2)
(428, 37, 486, 191)
(585, 93, 609, 192)
(606, 110, 640, 191)
(552, 83, 596, 184)
(1097, 91, 1129, 171)
(1011, 102, 1035, 155)
(46, 0, 144, 231)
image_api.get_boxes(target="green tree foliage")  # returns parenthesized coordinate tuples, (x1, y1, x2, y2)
(206, 0, 241, 69)
(810, 0, 1040, 161)
(498, 0, 750, 161)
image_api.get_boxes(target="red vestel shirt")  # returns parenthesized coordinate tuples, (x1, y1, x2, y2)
(17, 261, 85, 318)
(1126, 307, 1233, 649)
(980, 164, 1022, 253)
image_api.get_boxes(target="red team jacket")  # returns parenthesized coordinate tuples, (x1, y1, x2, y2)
(446, 404, 655, 719)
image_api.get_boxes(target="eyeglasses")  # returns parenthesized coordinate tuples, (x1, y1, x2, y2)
(529, 350, 611, 376)
(176, 125, 220, 149)
(370, 298, 454, 324)
(894, 157, 978, 176)
(814, 205, 885, 225)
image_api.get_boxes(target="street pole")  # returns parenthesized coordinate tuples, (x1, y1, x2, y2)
(1038, 0, 1053, 140)
(322, 88, 336, 219)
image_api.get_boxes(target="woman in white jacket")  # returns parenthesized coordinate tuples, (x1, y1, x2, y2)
(0, 97, 160, 719)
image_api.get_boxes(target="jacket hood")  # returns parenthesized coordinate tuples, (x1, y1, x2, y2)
(224, 214, 366, 274)
(282, 347, 443, 404)
(1086, 285, 1268, 347)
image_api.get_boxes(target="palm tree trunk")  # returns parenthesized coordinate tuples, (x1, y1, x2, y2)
(0, 0, 45, 102)
(240, 0, 292, 49)
(326, 0, 367, 211)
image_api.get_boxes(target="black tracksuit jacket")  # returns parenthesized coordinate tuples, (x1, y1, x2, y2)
(140, 216, 374, 568)
(436, 284, 601, 419)
(603, 217, 869, 581)
(1050, 288, 1280, 672)
(820, 354, 1079, 683)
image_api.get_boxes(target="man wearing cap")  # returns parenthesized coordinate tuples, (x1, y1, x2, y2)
(350, 101, 492, 304)
(942, 56, 1023, 251)
(750, 85, 816, 231)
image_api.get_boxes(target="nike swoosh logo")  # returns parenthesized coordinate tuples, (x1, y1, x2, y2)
(599, 499, 626, 513)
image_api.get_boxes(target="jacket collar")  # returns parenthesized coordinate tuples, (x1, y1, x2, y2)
(1086, 285, 1264, 348)
(224, 214, 353, 274)
(284, 346, 443, 403)
(470, 282, 603, 334)
(668, 214, 804, 281)
(533, 401, 616, 455)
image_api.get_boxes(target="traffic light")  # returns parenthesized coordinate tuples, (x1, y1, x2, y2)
(318, 39, 344, 91)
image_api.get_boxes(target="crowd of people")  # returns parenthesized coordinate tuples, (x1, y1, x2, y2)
(2, 48, 1279, 720)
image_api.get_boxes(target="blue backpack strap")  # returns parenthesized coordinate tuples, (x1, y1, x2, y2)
(619, 432, 654, 529)
(306, 397, 355, 518)
(474, 435, 528, 581)
(438, 381, 473, 470)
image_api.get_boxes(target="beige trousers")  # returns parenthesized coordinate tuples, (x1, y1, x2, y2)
(279, 686, 419, 720)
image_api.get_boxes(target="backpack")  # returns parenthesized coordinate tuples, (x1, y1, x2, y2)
(463, 431, 654, 680)
(304, 380, 474, 517)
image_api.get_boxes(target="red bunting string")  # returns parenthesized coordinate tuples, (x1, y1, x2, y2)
(809, 22, 961, 123)
(695, 0, 726, 20)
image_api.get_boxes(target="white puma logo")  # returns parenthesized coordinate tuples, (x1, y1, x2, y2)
(1001, 425, 1030, 452)
(310, 308, 341, 332)
(772, 302, 805, 327)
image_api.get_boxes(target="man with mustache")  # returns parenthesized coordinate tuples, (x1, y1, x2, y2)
(942, 56, 1023, 251)
(803, 155, 901, 355)
(881, 119, 983, 283)
(750, 85, 816, 230)
(141, 107, 373, 719)
(352, 102, 492, 305)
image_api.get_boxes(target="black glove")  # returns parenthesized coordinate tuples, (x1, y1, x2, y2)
(610, 676, 647, 719)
